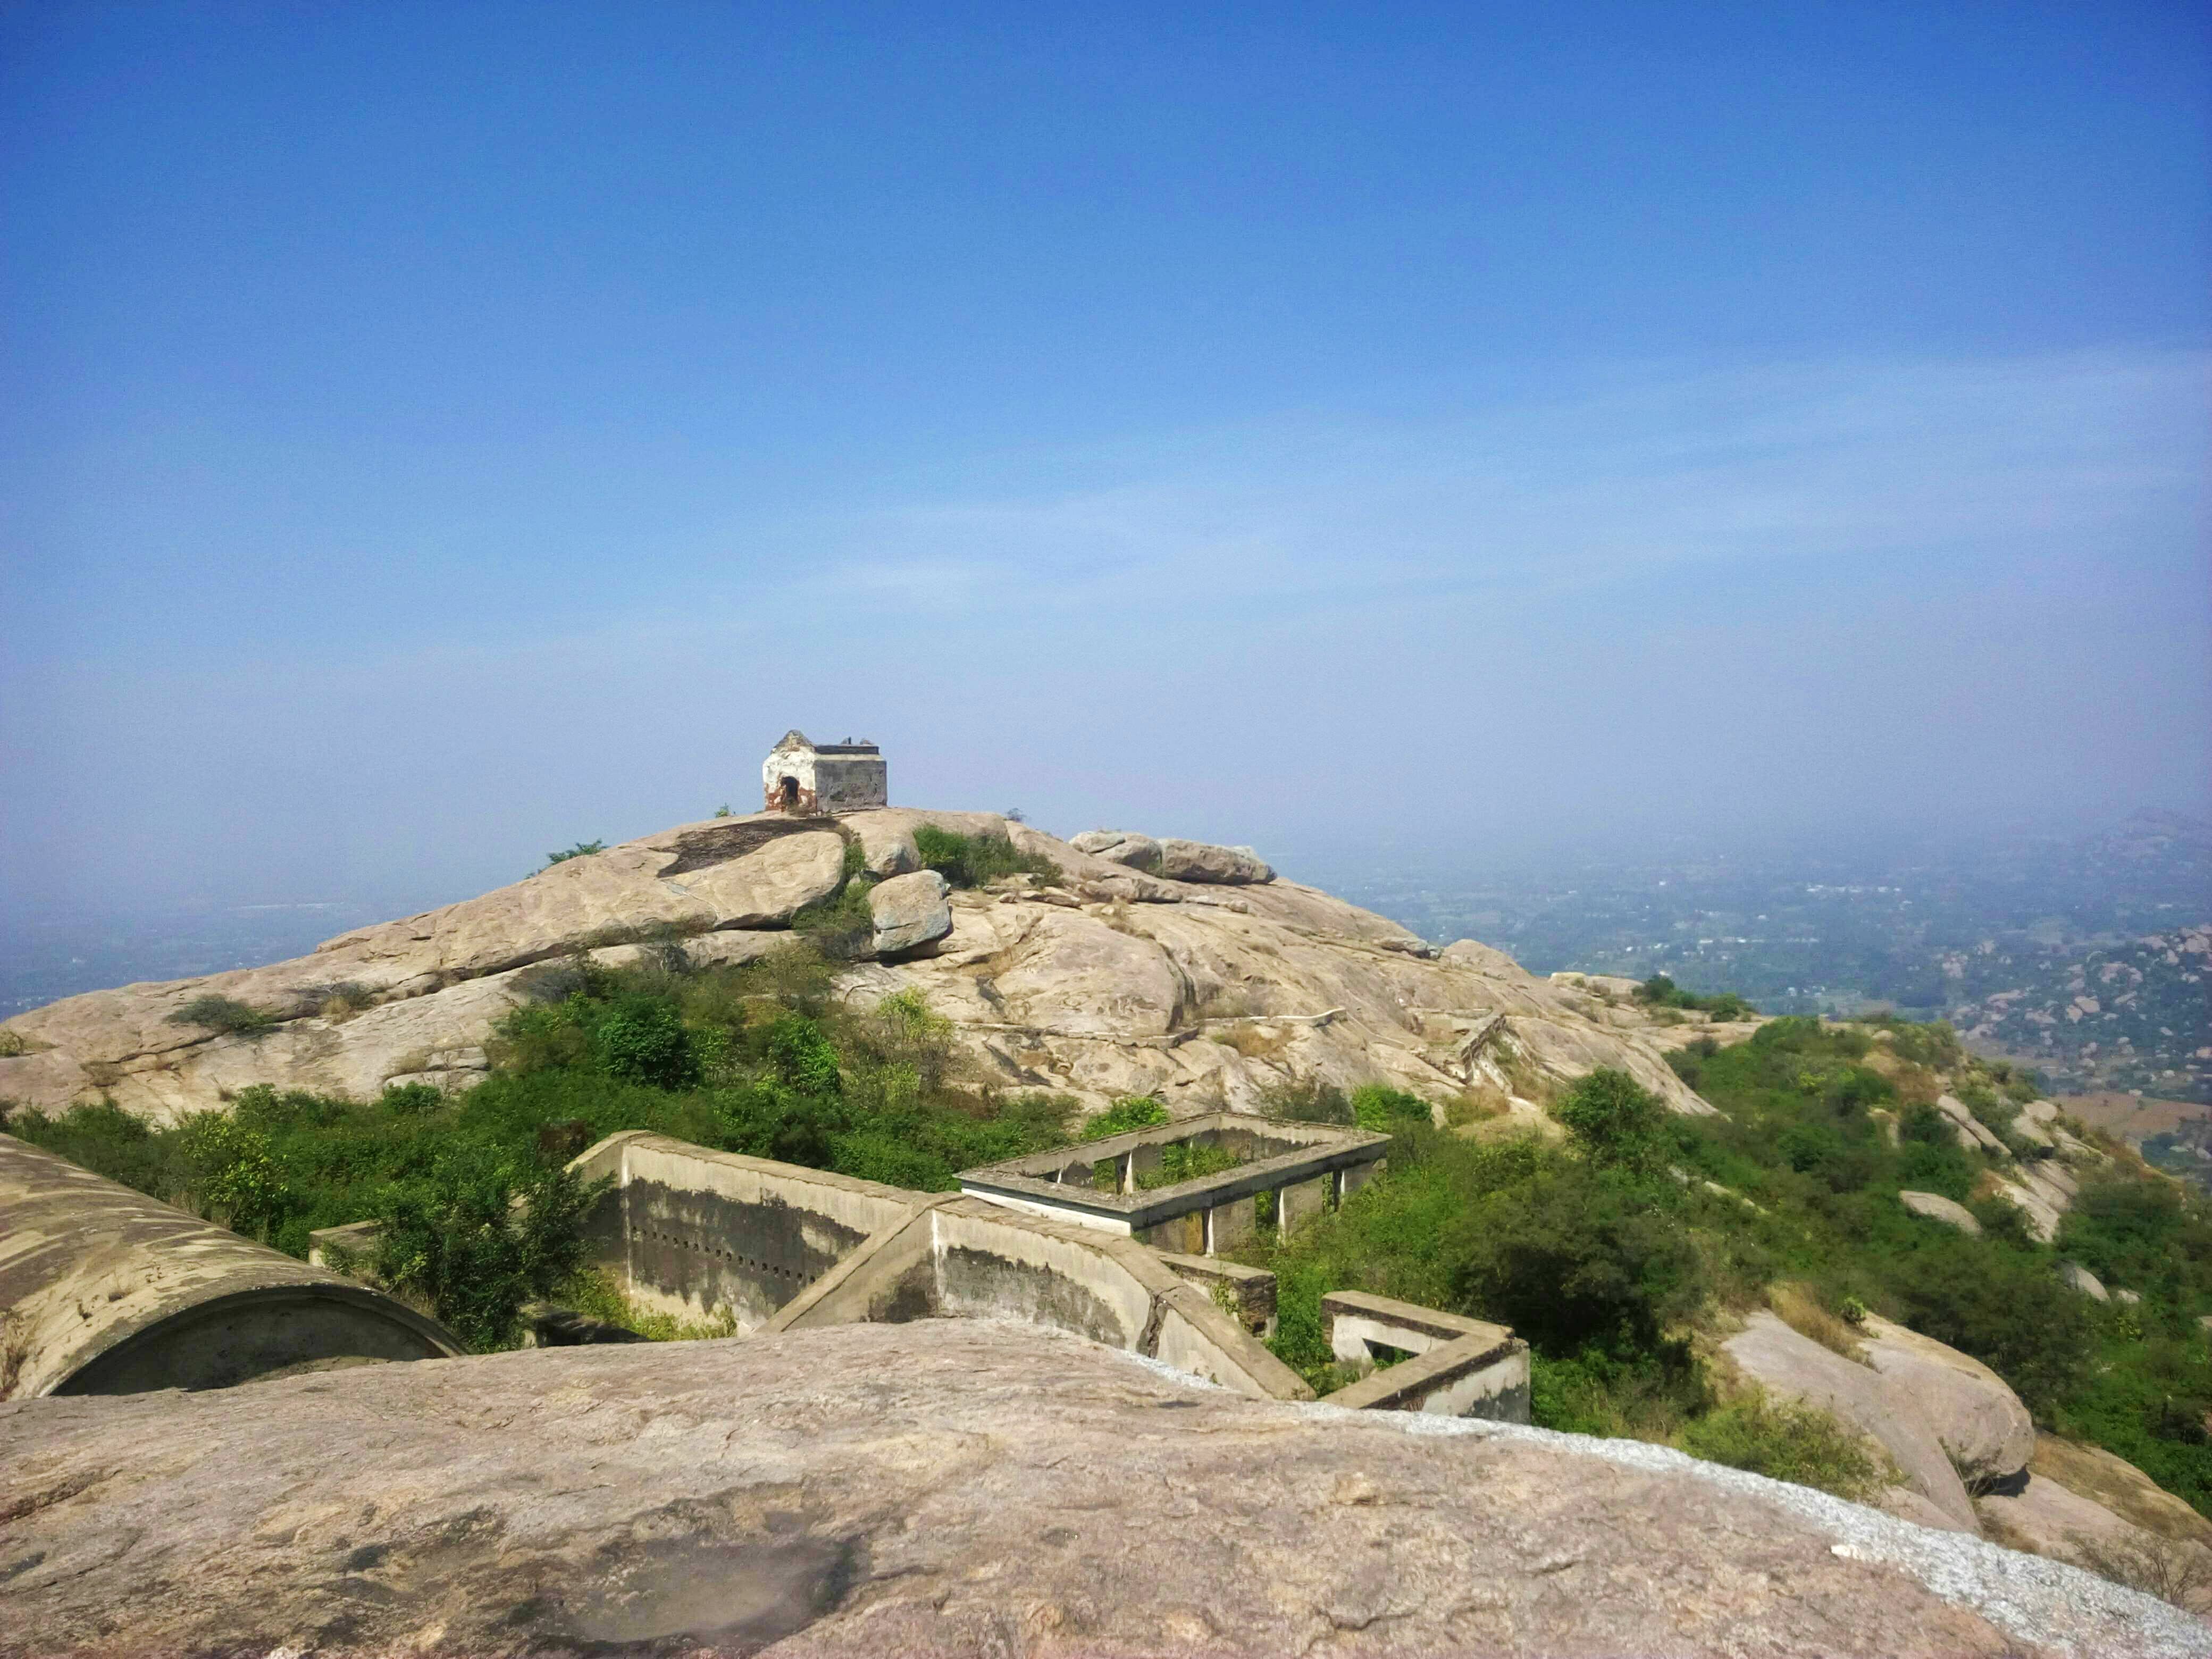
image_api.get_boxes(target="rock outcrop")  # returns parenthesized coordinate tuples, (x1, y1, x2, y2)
(1069, 828, 1164, 872)
(5, 1318, 2204, 1659)
(0, 810, 1712, 1124)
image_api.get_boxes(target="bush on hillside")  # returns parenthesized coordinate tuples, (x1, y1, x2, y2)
(1259, 1077, 1354, 1125)
(1635, 975, 1756, 1021)
(539, 840, 605, 872)
(1888, 1244, 2097, 1421)
(912, 825, 1058, 889)
(1351, 1084, 1431, 1132)
(1553, 1068, 1669, 1173)
(1446, 1159, 1705, 1354)
(593, 995, 700, 1090)
(366, 1149, 606, 1350)
(1677, 1388, 1879, 1502)
(167, 994, 275, 1037)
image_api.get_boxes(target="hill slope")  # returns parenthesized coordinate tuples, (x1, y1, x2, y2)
(0, 809, 1706, 1126)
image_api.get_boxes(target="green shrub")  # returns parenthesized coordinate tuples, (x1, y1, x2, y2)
(911, 825, 1057, 889)
(178, 1113, 291, 1239)
(539, 840, 605, 872)
(1081, 1096, 1170, 1139)
(1446, 1159, 1705, 1354)
(368, 1149, 607, 1350)
(167, 994, 275, 1037)
(1351, 1084, 1431, 1132)
(1634, 976, 1757, 1020)
(1529, 1344, 1706, 1440)
(1553, 1069, 1668, 1172)
(1889, 1245, 2097, 1421)
(789, 868, 876, 960)
(593, 995, 700, 1090)
(1259, 1077, 1354, 1125)
(765, 1015, 842, 1097)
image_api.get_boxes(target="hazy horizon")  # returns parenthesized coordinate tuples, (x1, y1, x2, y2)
(5, 5, 2207, 925)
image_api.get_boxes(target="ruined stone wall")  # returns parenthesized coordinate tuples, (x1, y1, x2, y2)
(568, 1131, 920, 1331)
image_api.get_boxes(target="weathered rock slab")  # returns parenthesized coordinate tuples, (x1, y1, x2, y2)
(4, 1319, 2204, 1658)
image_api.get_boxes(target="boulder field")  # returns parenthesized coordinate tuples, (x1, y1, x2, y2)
(0, 808, 1708, 1124)
(5, 1318, 2206, 1659)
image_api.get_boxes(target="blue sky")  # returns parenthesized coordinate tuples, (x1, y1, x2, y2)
(3, 3, 2207, 916)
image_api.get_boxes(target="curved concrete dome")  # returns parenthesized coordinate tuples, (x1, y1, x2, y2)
(0, 1132, 463, 1398)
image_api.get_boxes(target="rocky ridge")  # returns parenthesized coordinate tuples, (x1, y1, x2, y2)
(0, 808, 1708, 1125)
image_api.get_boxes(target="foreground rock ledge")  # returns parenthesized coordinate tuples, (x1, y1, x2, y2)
(3, 1323, 2199, 1658)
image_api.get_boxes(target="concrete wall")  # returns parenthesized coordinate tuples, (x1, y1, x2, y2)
(569, 1130, 919, 1331)
(0, 1133, 461, 1398)
(1153, 1252, 1278, 1338)
(1318, 1290, 1530, 1423)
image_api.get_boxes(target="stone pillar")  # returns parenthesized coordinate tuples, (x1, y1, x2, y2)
(1206, 1196, 1256, 1255)
(1337, 1161, 1382, 1204)
(1278, 1174, 1331, 1236)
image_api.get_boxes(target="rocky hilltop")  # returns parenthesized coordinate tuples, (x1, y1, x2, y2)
(0, 808, 1708, 1126)
(6, 1318, 2206, 1658)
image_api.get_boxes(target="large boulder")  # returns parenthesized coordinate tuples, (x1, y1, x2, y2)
(1858, 1315, 2034, 1492)
(4, 1319, 2202, 1659)
(867, 870, 953, 959)
(1157, 837, 1275, 885)
(1981, 1436, 2212, 1594)
(1900, 1190, 1983, 1236)
(1722, 1311, 1980, 1532)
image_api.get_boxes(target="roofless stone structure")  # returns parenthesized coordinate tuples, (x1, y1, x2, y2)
(761, 729, 886, 814)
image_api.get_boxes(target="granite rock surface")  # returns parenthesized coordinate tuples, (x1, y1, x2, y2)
(5, 1318, 2205, 1659)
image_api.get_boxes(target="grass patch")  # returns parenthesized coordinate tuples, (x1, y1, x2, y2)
(1136, 1139, 1244, 1189)
(1677, 1387, 1882, 1502)
(560, 1268, 739, 1341)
